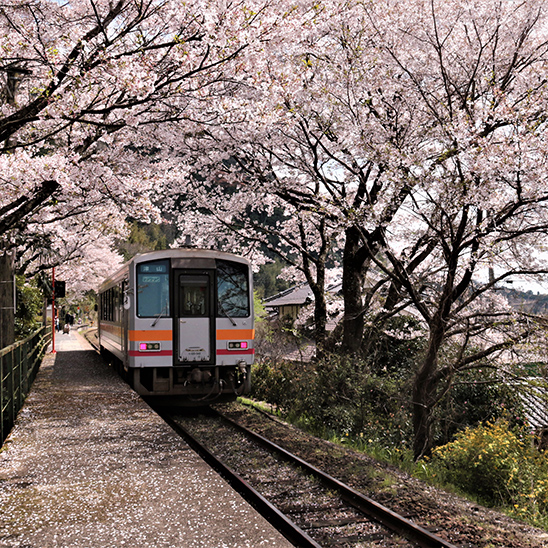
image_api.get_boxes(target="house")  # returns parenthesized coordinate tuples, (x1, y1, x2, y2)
(263, 280, 343, 328)
(263, 283, 314, 321)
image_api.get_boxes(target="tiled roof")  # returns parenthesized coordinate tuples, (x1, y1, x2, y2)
(264, 281, 342, 308)
(264, 283, 314, 307)
(518, 380, 548, 430)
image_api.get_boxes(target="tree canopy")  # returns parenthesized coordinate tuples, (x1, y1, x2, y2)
(0, 0, 286, 281)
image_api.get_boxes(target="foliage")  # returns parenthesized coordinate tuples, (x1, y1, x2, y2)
(363, 315, 425, 380)
(254, 316, 534, 455)
(253, 291, 267, 326)
(435, 368, 527, 446)
(15, 277, 42, 340)
(118, 221, 178, 262)
(429, 421, 548, 523)
(251, 360, 299, 414)
(251, 352, 414, 450)
(251, 315, 544, 483)
(253, 259, 291, 300)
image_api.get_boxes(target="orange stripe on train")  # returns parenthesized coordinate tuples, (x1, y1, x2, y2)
(216, 329, 255, 340)
(129, 329, 255, 341)
(129, 330, 172, 341)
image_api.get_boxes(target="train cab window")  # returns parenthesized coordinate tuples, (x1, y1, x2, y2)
(217, 260, 250, 318)
(137, 260, 170, 317)
(179, 275, 209, 317)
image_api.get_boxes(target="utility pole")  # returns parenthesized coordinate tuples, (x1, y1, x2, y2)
(51, 267, 56, 353)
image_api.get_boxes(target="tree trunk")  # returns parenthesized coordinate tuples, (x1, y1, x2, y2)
(312, 283, 328, 358)
(298, 218, 329, 349)
(412, 373, 435, 461)
(412, 320, 445, 460)
(312, 285, 327, 338)
(342, 227, 365, 353)
(0, 252, 15, 349)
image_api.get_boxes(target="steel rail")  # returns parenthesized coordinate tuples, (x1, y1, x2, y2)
(158, 410, 322, 548)
(216, 410, 459, 548)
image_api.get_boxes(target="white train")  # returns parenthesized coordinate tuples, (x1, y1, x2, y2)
(97, 249, 254, 404)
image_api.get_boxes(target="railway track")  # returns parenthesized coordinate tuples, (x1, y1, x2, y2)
(157, 406, 459, 548)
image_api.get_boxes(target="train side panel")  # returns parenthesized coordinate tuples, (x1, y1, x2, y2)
(98, 267, 129, 366)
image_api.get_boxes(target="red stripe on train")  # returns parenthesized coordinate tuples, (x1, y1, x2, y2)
(129, 350, 173, 357)
(216, 349, 255, 355)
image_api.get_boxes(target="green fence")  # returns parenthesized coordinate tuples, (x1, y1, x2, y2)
(1, 326, 51, 444)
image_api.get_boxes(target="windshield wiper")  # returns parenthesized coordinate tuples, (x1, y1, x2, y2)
(151, 302, 168, 327)
(218, 302, 237, 326)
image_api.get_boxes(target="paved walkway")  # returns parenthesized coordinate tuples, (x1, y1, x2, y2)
(0, 329, 293, 548)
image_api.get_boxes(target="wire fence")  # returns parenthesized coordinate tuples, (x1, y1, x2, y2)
(1, 325, 51, 444)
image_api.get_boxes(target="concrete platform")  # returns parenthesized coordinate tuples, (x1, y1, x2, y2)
(0, 329, 293, 548)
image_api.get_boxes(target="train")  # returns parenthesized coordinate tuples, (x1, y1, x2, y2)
(97, 249, 254, 405)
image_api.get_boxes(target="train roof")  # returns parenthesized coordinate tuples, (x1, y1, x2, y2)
(98, 248, 251, 291)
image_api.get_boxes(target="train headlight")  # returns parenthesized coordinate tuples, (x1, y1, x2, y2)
(139, 342, 161, 351)
(227, 341, 248, 350)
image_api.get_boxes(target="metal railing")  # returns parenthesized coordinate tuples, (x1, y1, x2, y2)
(1, 325, 51, 444)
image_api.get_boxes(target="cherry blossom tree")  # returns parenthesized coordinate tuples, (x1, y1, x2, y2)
(345, 0, 548, 459)
(0, 0, 285, 344)
(160, 0, 413, 348)
(161, 0, 548, 458)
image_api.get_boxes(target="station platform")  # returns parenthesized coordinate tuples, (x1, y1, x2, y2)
(0, 329, 293, 548)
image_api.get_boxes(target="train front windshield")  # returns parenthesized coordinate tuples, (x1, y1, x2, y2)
(137, 260, 170, 317)
(217, 261, 250, 317)
(179, 276, 209, 316)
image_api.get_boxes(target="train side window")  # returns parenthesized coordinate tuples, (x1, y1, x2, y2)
(137, 260, 170, 317)
(107, 289, 112, 321)
(217, 260, 250, 318)
(114, 284, 121, 322)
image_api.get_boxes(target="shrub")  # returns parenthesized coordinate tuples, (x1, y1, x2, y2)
(430, 420, 548, 515)
(15, 277, 42, 340)
(251, 353, 413, 448)
(250, 359, 301, 413)
(433, 366, 528, 448)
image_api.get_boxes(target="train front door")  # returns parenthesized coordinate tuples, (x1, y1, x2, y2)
(174, 270, 215, 364)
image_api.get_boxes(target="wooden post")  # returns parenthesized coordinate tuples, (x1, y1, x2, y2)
(0, 252, 15, 350)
